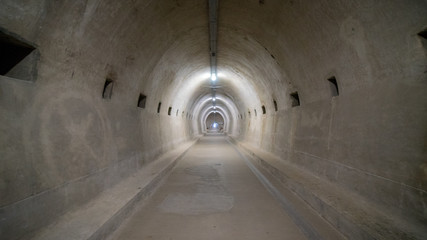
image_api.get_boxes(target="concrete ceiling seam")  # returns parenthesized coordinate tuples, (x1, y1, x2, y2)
(209, 0, 219, 80)
(201, 106, 230, 127)
(194, 94, 239, 121)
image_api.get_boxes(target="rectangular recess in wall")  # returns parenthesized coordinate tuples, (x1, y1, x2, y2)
(137, 93, 146, 108)
(418, 28, 427, 50)
(102, 78, 114, 99)
(254, 109, 257, 116)
(327, 76, 339, 97)
(262, 105, 266, 114)
(273, 100, 278, 112)
(418, 28, 427, 39)
(290, 92, 300, 107)
(168, 107, 172, 116)
(157, 102, 162, 113)
(0, 29, 38, 81)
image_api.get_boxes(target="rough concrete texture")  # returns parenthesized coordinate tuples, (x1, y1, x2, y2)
(0, 0, 426, 239)
(32, 141, 194, 240)
(237, 139, 427, 239)
(108, 136, 314, 240)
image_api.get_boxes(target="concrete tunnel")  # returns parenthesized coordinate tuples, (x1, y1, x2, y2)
(0, 0, 426, 239)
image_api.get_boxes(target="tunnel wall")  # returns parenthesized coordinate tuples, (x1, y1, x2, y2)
(0, 0, 426, 239)
(0, 1, 197, 239)
(234, 0, 427, 230)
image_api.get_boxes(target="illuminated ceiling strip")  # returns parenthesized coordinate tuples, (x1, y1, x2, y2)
(209, 0, 218, 80)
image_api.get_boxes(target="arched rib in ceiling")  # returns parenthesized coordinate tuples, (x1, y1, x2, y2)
(192, 94, 236, 133)
(202, 110, 228, 132)
(200, 104, 231, 128)
(133, 0, 294, 136)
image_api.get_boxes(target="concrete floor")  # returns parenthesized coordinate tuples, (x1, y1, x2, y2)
(108, 135, 307, 240)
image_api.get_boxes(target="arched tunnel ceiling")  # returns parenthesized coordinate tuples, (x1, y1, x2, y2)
(4, 0, 426, 121)
(137, 0, 292, 124)
(43, 0, 315, 126)
(4, 0, 285, 132)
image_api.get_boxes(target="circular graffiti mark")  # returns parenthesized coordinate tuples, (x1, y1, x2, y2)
(23, 87, 111, 189)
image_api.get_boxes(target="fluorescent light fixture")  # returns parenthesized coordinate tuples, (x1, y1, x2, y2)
(211, 74, 217, 81)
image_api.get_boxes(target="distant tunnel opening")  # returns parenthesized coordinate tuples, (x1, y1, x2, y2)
(205, 112, 224, 133)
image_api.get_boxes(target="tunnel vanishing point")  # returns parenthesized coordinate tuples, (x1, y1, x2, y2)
(1, 0, 427, 239)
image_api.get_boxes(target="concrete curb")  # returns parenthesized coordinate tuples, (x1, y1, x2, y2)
(32, 140, 197, 240)
(229, 138, 426, 240)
